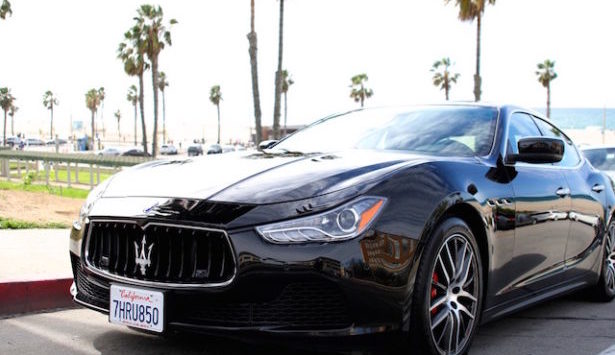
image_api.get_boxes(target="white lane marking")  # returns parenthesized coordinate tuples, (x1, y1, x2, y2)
(5, 318, 98, 355)
(599, 344, 615, 355)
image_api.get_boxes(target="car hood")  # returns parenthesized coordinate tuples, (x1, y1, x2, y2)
(101, 150, 429, 204)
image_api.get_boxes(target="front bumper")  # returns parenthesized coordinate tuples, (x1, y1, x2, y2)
(70, 221, 418, 337)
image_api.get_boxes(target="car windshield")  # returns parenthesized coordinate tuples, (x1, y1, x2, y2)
(583, 148, 615, 171)
(273, 106, 498, 157)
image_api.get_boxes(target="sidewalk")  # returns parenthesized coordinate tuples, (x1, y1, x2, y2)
(0, 229, 75, 316)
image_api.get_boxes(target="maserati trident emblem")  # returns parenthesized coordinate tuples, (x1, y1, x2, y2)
(134, 235, 154, 275)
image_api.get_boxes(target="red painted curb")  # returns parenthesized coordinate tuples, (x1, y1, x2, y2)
(0, 278, 76, 316)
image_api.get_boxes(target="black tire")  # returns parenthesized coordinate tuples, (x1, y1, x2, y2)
(409, 217, 483, 355)
(589, 221, 615, 302)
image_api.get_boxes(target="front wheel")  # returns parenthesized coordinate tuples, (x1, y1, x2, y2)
(590, 221, 615, 302)
(409, 217, 483, 355)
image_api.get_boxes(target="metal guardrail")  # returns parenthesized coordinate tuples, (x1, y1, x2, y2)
(0, 150, 152, 166)
(0, 150, 152, 189)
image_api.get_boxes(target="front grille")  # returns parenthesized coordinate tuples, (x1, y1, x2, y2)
(174, 282, 351, 329)
(84, 221, 235, 286)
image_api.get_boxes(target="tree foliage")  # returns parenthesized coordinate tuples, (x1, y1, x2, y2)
(349, 74, 373, 108)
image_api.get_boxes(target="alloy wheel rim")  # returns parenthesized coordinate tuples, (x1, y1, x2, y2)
(605, 224, 615, 292)
(429, 233, 479, 355)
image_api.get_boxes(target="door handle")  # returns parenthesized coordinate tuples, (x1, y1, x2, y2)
(555, 187, 570, 197)
(592, 184, 605, 193)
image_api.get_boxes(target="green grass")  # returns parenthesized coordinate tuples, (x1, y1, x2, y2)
(0, 180, 89, 199)
(0, 217, 69, 229)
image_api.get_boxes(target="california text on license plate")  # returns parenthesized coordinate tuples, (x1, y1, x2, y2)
(109, 284, 164, 333)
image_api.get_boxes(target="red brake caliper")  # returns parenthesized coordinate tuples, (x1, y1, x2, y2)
(431, 272, 439, 315)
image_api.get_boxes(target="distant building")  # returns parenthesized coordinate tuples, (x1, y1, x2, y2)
(251, 125, 305, 142)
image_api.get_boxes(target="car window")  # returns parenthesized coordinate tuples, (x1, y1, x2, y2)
(532, 116, 581, 167)
(506, 112, 541, 155)
(583, 148, 615, 170)
(275, 107, 498, 157)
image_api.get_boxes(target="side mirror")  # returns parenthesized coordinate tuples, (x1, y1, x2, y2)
(508, 137, 564, 164)
(258, 140, 278, 150)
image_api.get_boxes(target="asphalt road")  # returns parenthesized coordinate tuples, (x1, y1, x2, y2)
(1, 292, 614, 355)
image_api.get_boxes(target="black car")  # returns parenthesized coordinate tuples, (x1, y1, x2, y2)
(69, 104, 615, 354)
(187, 144, 203, 156)
(121, 148, 151, 157)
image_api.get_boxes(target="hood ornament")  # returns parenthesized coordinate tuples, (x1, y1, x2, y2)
(134, 235, 154, 275)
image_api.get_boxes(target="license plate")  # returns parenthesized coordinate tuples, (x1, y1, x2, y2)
(109, 284, 164, 333)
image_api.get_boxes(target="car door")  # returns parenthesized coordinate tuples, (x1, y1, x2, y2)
(505, 112, 571, 292)
(532, 116, 605, 276)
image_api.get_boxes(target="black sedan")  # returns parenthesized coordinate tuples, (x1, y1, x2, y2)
(69, 104, 615, 355)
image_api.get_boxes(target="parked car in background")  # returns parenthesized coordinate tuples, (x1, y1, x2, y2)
(221, 145, 237, 153)
(121, 148, 151, 157)
(69, 104, 615, 355)
(6, 136, 21, 147)
(46, 138, 68, 145)
(206, 144, 222, 155)
(24, 138, 45, 146)
(187, 144, 203, 156)
(98, 147, 122, 156)
(581, 145, 615, 179)
(160, 144, 178, 155)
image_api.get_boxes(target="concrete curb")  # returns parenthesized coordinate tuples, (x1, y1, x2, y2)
(0, 278, 76, 317)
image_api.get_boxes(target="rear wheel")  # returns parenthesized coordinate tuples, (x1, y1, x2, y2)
(590, 221, 615, 302)
(409, 217, 483, 355)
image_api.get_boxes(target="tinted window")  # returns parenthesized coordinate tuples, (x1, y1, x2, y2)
(274, 107, 498, 157)
(532, 117, 581, 167)
(506, 113, 541, 155)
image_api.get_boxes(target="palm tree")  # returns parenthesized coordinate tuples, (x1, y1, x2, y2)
(157, 71, 169, 144)
(272, 0, 286, 140)
(8, 103, 17, 136)
(446, 0, 496, 102)
(349, 74, 373, 108)
(209, 85, 222, 144)
(247, 0, 263, 145)
(85, 88, 101, 150)
(114, 110, 121, 140)
(43, 90, 59, 139)
(118, 29, 149, 154)
(0, 0, 12, 20)
(127, 85, 138, 146)
(431, 58, 460, 101)
(281, 70, 294, 137)
(97, 87, 106, 137)
(0, 87, 15, 146)
(134, 5, 177, 158)
(536, 59, 557, 118)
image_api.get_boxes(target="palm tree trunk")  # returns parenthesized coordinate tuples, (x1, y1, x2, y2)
(547, 82, 551, 118)
(3, 111, 6, 146)
(10, 115, 13, 136)
(283, 91, 287, 137)
(272, 0, 284, 140)
(90, 110, 95, 151)
(134, 103, 137, 146)
(138, 73, 148, 154)
(162, 91, 166, 144)
(101, 100, 105, 137)
(50, 107, 54, 140)
(473, 13, 482, 102)
(248, 0, 263, 145)
(151, 56, 159, 158)
(217, 104, 221, 144)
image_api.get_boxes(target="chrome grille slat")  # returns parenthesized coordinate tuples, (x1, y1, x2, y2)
(84, 220, 235, 288)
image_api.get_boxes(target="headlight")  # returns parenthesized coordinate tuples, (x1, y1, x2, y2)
(73, 178, 111, 230)
(256, 196, 387, 244)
